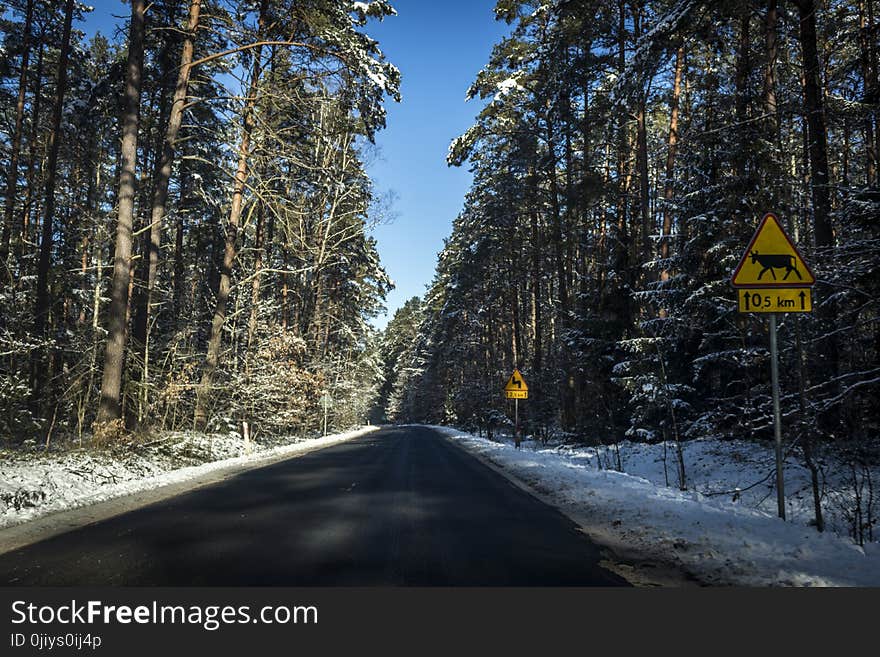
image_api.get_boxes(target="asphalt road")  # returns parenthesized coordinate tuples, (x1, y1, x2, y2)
(0, 426, 628, 586)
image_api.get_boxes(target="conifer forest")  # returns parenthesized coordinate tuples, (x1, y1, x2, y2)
(378, 0, 880, 539)
(0, 0, 878, 549)
(0, 0, 400, 440)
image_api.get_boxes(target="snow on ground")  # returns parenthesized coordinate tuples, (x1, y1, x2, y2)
(0, 426, 378, 530)
(432, 426, 880, 587)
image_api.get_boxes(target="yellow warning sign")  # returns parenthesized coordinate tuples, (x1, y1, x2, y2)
(731, 213, 815, 288)
(738, 287, 812, 313)
(504, 369, 528, 399)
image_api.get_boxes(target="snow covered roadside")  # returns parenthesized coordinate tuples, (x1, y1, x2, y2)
(432, 426, 880, 587)
(0, 426, 378, 547)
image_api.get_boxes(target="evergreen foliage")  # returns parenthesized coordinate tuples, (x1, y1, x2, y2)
(390, 0, 880, 482)
(0, 0, 399, 441)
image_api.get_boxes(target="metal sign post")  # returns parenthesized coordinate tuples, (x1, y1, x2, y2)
(732, 212, 815, 521)
(320, 393, 331, 437)
(504, 369, 528, 447)
(514, 397, 519, 443)
(768, 313, 785, 519)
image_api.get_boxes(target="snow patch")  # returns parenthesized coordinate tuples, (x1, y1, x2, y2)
(0, 427, 379, 530)
(430, 426, 880, 587)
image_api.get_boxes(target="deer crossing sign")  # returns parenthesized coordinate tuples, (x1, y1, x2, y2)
(731, 213, 815, 288)
(729, 213, 816, 519)
(732, 213, 814, 314)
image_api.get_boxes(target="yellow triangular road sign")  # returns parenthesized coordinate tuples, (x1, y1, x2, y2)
(731, 213, 815, 288)
(504, 369, 528, 393)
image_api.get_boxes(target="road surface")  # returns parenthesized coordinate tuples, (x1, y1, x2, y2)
(0, 426, 628, 585)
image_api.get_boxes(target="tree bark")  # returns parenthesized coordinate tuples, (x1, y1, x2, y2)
(247, 204, 265, 352)
(660, 45, 684, 288)
(764, 0, 779, 133)
(578, 80, 593, 314)
(510, 219, 522, 367)
(30, 0, 75, 411)
(545, 112, 575, 427)
(194, 0, 268, 430)
(149, 0, 201, 318)
(19, 38, 43, 268)
(633, 4, 650, 270)
(2, 0, 34, 271)
(796, 0, 833, 249)
(530, 169, 542, 376)
(282, 270, 290, 331)
(796, 0, 839, 430)
(545, 121, 569, 322)
(78, 132, 100, 327)
(133, 0, 202, 418)
(872, 0, 879, 173)
(734, 7, 751, 180)
(859, 0, 877, 184)
(173, 156, 189, 322)
(95, 0, 147, 425)
(763, 0, 783, 212)
(613, 0, 632, 328)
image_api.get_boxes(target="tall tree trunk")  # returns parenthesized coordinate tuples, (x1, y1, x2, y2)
(613, 0, 632, 329)
(578, 81, 593, 309)
(78, 131, 99, 327)
(530, 170, 542, 377)
(734, 7, 751, 180)
(30, 0, 75, 411)
(764, 0, 779, 131)
(764, 0, 782, 210)
(149, 0, 202, 313)
(530, 207, 542, 417)
(796, 0, 833, 248)
(133, 0, 202, 419)
(563, 92, 575, 293)
(173, 156, 189, 322)
(194, 0, 268, 430)
(635, 101, 649, 263)
(510, 221, 522, 367)
(545, 114, 574, 427)
(282, 270, 290, 330)
(132, 67, 173, 425)
(872, 0, 879, 173)
(796, 0, 839, 430)
(247, 205, 265, 352)
(860, 0, 877, 184)
(95, 0, 147, 425)
(633, 4, 650, 271)
(660, 45, 684, 290)
(545, 126, 569, 320)
(19, 38, 43, 269)
(2, 0, 34, 271)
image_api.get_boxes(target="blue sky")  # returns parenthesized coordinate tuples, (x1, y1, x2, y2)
(78, 0, 509, 329)
(359, 1, 509, 327)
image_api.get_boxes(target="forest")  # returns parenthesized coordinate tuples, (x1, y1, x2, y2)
(375, 0, 879, 535)
(1, 0, 879, 543)
(0, 0, 399, 443)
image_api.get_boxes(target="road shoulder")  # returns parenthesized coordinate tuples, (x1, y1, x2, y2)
(0, 427, 379, 556)
(440, 431, 703, 587)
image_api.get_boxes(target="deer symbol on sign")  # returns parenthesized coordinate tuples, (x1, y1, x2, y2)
(750, 251, 802, 281)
